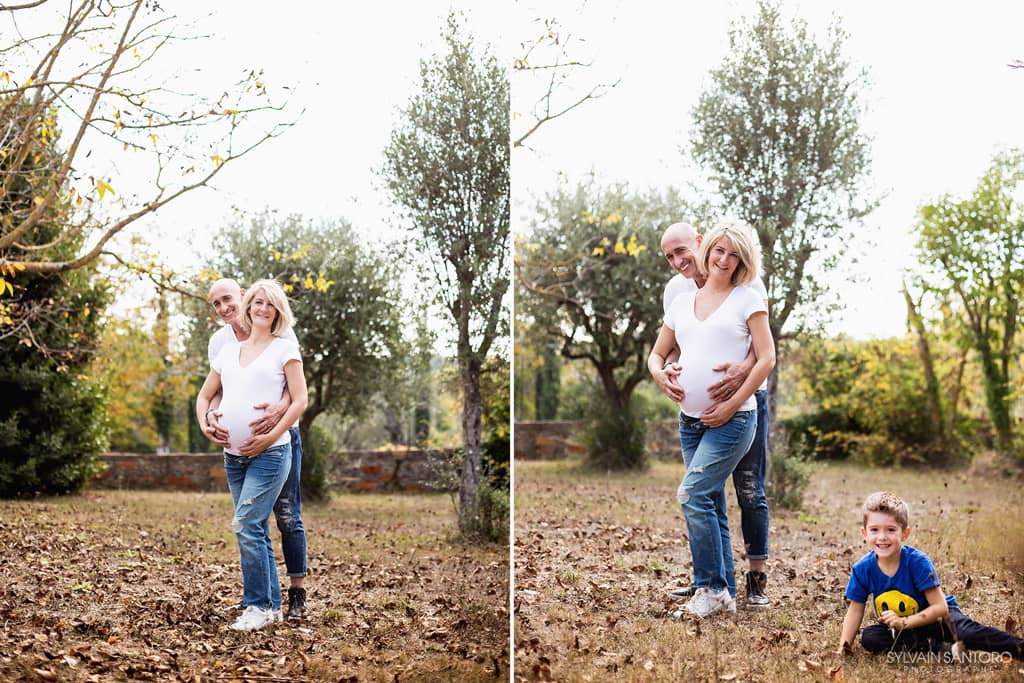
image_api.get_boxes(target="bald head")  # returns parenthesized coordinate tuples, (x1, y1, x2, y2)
(209, 278, 245, 325)
(661, 222, 699, 249)
(661, 222, 703, 280)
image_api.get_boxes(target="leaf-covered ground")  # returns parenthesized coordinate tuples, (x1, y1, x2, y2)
(514, 455, 1024, 682)
(0, 489, 509, 682)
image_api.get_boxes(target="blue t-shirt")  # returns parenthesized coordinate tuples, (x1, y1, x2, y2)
(845, 544, 958, 617)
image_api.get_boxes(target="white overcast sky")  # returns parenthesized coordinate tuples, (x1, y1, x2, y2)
(129, 1, 510, 268)
(511, 0, 1024, 339)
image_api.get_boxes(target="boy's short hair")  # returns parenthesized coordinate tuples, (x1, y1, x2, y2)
(862, 491, 910, 529)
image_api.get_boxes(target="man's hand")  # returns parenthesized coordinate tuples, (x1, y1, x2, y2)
(204, 410, 230, 447)
(238, 432, 278, 458)
(652, 362, 685, 402)
(836, 640, 853, 657)
(248, 398, 288, 436)
(707, 361, 747, 402)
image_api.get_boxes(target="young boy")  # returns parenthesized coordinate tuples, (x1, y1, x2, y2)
(837, 491, 1023, 658)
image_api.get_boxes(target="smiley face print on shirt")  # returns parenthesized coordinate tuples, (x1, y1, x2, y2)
(874, 589, 919, 617)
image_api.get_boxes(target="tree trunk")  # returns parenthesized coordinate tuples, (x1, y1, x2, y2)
(458, 357, 483, 534)
(947, 349, 968, 438)
(977, 346, 1012, 452)
(903, 286, 947, 450)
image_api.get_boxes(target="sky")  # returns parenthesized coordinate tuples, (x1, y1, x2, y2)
(511, 0, 1024, 339)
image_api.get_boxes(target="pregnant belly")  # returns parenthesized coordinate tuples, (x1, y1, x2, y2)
(219, 406, 259, 453)
(676, 366, 723, 417)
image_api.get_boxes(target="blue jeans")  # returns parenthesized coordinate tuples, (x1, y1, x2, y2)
(273, 427, 307, 577)
(862, 607, 1024, 657)
(224, 443, 291, 610)
(732, 390, 770, 560)
(677, 410, 756, 597)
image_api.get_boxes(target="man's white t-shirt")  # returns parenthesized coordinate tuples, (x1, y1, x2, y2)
(211, 337, 301, 455)
(662, 273, 769, 393)
(208, 324, 302, 431)
(664, 285, 767, 418)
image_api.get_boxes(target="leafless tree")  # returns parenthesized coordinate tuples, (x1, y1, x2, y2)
(1, 0, 290, 285)
(512, 12, 619, 150)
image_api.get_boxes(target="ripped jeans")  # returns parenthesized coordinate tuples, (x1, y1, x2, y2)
(733, 390, 769, 561)
(273, 427, 307, 578)
(677, 410, 755, 597)
(224, 443, 291, 610)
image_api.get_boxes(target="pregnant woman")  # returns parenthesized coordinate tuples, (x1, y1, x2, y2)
(197, 278, 307, 631)
(649, 220, 775, 619)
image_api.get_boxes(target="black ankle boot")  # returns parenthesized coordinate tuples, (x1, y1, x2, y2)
(286, 586, 308, 621)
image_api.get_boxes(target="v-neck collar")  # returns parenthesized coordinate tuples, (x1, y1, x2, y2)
(692, 285, 738, 322)
(238, 336, 277, 369)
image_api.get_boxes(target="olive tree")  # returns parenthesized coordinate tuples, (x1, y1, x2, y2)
(381, 14, 509, 534)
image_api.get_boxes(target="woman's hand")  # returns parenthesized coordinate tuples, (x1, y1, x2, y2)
(204, 410, 230, 447)
(700, 401, 738, 428)
(238, 432, 278, 458)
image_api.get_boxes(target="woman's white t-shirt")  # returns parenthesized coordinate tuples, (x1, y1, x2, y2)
(665, 285, 767, 418)
(211, 336, 302, 455)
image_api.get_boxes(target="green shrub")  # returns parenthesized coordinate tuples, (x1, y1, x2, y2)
(768, 445, 811, 510)
(471, 483, 509, 545)
(300, 419, 334, 502)
(581, 392, 647, 471)
(0, 360, 109, 497)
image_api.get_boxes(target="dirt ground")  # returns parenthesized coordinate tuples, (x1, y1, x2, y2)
(0, 489, 509, 682)
(513, 454, 1024, 682)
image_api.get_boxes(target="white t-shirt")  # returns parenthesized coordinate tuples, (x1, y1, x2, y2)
(663, 274, 769, 392)
(211, 337, 302, 455)
(208, 323, 299, 366)
(664, 285, 767, 418)
(208, 324, 301, 430)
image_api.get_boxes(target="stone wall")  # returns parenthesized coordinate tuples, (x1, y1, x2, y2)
(513, 420, 680, 461)
(512, 421, 585, 460)
(94, 448, 459, 493)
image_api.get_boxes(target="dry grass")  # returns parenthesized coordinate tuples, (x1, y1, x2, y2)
(0, 489, 509, 682)
(513, 455, 1024, 682)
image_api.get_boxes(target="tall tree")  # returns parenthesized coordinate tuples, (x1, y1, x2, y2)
(913, 150, 1024, 455)
(1, 0, 288, 339)
(517, 182, 689, 469)
(189, 212, 405, 497)
(0, 91, 110, 496)
(381, 14, 509, 535)
(689, 0, 876, 414)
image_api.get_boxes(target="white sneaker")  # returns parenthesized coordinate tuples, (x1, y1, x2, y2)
(685, 587, 731, 619)
(272, 609, 283, 623)
(229, 606, 276, 632)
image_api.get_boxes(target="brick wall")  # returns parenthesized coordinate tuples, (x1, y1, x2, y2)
(94, 448, 459, 493)
(513, 421, 585, 460)
(513, 420, 681, 461)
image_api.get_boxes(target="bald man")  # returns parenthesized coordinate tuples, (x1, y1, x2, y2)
(205, 278, 309, 621)
(648, 223, 772, 610)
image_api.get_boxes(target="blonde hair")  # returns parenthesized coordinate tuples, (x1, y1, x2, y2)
(240, 279, 294, 337)
(862, 491, 910, 530)
(698, 220, 762, 287)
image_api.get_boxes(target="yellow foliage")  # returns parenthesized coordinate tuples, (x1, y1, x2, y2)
(95, 179, 114, 199)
